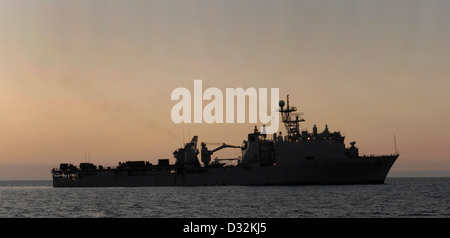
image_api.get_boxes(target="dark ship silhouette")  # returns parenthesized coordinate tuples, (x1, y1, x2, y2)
(52, 95, 398, 187)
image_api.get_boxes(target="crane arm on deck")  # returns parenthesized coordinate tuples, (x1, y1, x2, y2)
(210, 143, 241, 153)
(200, 142, 242, 166)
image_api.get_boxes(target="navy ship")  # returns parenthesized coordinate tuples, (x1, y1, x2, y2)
(52, 95, 398, 187)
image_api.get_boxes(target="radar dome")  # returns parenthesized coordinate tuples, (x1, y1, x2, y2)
(279, 100, 285, 108)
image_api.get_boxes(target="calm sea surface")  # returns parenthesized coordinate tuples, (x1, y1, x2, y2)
(0, 177, 448, 218)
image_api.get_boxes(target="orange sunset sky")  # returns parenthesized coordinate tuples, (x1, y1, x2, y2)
(0, 0, 449, 179)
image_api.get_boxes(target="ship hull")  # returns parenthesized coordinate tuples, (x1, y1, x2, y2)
(53, 155, 397, 187)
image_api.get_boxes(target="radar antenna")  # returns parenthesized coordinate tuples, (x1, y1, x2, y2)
(279, 95, 304, 139)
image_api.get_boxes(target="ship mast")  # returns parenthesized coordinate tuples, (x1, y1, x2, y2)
(279, 95, 304, 139)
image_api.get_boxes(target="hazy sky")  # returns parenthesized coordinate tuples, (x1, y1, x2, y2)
(1, 0, 449, 179)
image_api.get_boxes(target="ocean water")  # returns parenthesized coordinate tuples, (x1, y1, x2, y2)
(0, 178, 448, 218)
